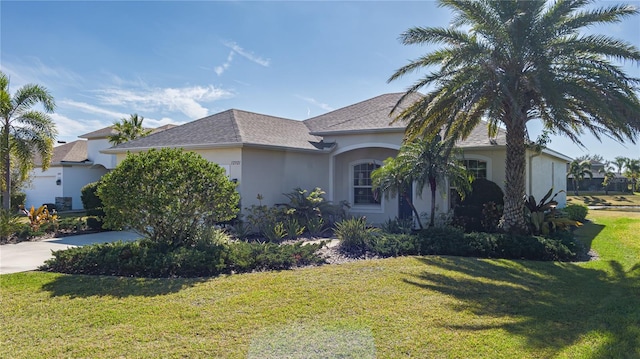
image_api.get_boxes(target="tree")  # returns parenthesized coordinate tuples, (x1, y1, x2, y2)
(567, 160, 593, 195)
(97, 148, 240, 246)
(0, 71, 57, 210)
(388, 0, 640, 233)
(372, 136, 471, 228)
(599, 161, 616, 195)
(613, 156, 628, 175)
(371, 156, 423, 229)
(576, 154, 604, 164)
(624, 158, 640, 192)
(108, 113, 152, 145)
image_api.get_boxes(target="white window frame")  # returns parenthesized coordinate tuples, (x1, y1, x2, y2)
(349, 159, 384, 213)
(462, 154, 492, 180)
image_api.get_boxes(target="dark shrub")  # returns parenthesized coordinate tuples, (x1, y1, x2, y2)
(416, 226, 466, 255)
(371, 234, 417, 257)
(86, 217, 104, 231)
(81, 182, 104, 216)
(454, 179, 504, 232)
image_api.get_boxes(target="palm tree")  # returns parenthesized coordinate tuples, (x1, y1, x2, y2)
(613, 156, 628, 175)
(371, 156, 423, 229)
(567, 160, 593, 195)
(108, 114, 152, 145)
(624, 158, 640, 192)
(0, 71, 57, 210)
(599, 161, 616, 195)
(373, 135, 471, 228)
(388, 0, 640, 233)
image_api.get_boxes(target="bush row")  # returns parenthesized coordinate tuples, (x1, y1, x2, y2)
(40, 236, 326, 278)
(340, 225, 581, 261)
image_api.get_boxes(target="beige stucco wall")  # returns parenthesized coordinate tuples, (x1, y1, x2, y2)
(88, 138, 117, 169)
(240, 147, 329, 209)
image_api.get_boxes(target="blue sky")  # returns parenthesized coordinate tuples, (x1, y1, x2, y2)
(1, 0, 639, 161)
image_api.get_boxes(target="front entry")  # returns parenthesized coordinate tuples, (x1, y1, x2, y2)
(398, 185, 413, 220)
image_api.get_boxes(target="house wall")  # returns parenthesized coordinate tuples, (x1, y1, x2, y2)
(88, 138, 117, 169)
(460, 148, 507, 190)
(61, 165, 109, 210)
(240, 148, 329, 209)
(24, 167, 63, 209)
(528, 152, 568, 208)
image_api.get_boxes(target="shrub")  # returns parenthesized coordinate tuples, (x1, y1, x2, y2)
(454, 179, 504, 232)
(563, 204, 588, 222)
(22, 205, 58, 231)
(98, 148, 240, 246)
(40, 232, 325, 278)
(57, 217, 87, 232)
(0, 209, 23, 243)
(86, 217, 104, 231)
(335, 217, 381, 256)
(11, 192, 26, 210)
(416, 226, 466, 255)
(381, 217, 413, 234)
(81, 182, 104, 216)
(371, 233, 417, 257)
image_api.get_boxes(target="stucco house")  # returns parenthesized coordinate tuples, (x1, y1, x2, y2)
(24, 124, 176, 210)
(103, 93, 571, 224)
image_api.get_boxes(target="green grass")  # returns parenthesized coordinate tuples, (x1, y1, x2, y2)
(567, 193, 640, 206)
(1, 211, 639, 358)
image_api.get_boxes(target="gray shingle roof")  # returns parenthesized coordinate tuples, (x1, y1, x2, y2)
(109, 109, 322, 151)
(35, 140, 88, 166)
(456, 122, 507, 148)
(304, 92, 422, 134)
(78, 126, 116, 139)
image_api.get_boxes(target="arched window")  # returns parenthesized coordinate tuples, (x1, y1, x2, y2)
(352, 162, 381, 205)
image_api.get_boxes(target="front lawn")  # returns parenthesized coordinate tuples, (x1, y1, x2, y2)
(567, 193, 640, 207)
(1, 211, 638, 358)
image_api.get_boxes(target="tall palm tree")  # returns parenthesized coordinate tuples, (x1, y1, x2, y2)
(373, 135, 471, 228)
(613, 156, 628, 175)
(567, 160, 593, 195)
(388, 0, 640, 233)
(624, 158, 640, 192)
(0, 71, 57, 210)
(108, 114, 152, 145)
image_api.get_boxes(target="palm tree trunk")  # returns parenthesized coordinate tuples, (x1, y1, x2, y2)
(573, 179, 579, 196)
(2, 123, 10, 210)
(429, 177, 437, 227)
(403, 193, 423, 230)
(502, 119, 528, 234)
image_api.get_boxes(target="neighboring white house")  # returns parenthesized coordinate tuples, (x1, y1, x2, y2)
(24, 124, 176, 211)
(102, 93, 571, 224)
(25, 140, 109, 210)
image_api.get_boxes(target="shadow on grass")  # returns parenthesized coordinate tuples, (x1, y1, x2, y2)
(404, 256, 640, 358)
(574, 220, 605, 253)
(41, 274, 207, 298)
(578, 195, 611, 206)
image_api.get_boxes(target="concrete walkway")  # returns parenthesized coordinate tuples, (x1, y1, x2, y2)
(0, 231, 140, 275)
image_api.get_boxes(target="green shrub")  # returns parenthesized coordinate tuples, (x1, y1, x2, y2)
(0, 209, 23, 242)
(98, 148, 239, 246)
(381, 217, 413, 234)
(416, 226, 466, 255)
(371, 234, 417, 257)
(40, 232, 326, 278)
(86, 217, 104, 231)
(81, 182, 104, 216)
(563, 204, 588, 222)
(11, 192, 26, 210)
(454, 179, 504, 232)
(335, 217, 381, 256)
(57, 217, 87, 231)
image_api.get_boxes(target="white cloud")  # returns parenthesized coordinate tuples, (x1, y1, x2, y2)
(95, 85, 233, 119)
(215, 51, 235, 76)
(49, 113, 108, 141)
(222, 41, 270, 67)
(2, 58, 83, 89)
(143, 117, 187, 128)
(60, 100, 129, 120)
(213, 40, 270, 76)
(296, 95, 334, 112)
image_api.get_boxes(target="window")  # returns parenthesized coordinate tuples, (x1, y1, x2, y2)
(464, 159, 487, 179)
(353, 162, 381, 205)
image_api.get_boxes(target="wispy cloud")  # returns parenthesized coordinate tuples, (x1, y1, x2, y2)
(2, 58, 83, 89)
(214, 40, 270, 76)
(49, 113, 109, 140)
(95, 85, 233, 119)
(296, 95, 334, 112)
(60, 100, 129, 120)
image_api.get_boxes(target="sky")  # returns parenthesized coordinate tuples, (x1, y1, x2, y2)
(1, 0, 639, 161)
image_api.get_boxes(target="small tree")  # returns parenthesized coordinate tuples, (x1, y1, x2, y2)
(97, 148, 239, 246)
(624, 159, 640, 193)
(108, 114, 152, 145)
(599, 162, 616, 195)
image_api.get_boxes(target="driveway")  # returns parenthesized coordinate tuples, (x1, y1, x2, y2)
(0, 231, 141, 274)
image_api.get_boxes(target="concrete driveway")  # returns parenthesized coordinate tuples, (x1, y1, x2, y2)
(0, 231, 140, 274)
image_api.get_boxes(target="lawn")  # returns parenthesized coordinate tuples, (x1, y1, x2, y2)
(1, 211, 638, 358)
(567, 192, 640, 207)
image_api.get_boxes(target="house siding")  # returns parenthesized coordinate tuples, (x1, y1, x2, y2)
(61, 165, 109, 210)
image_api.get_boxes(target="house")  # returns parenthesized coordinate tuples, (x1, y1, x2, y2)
(566, 160, 629, 193)
(23, 124, 176, 210)
(103, 93, 571, 224)
(25, 140, 109, 210)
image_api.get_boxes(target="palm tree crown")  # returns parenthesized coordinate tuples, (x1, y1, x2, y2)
(0, 71, 57, 210)
(108, 114, 152, 145)
(389, 0, 640, 233)
(567, 159, 593, 195)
